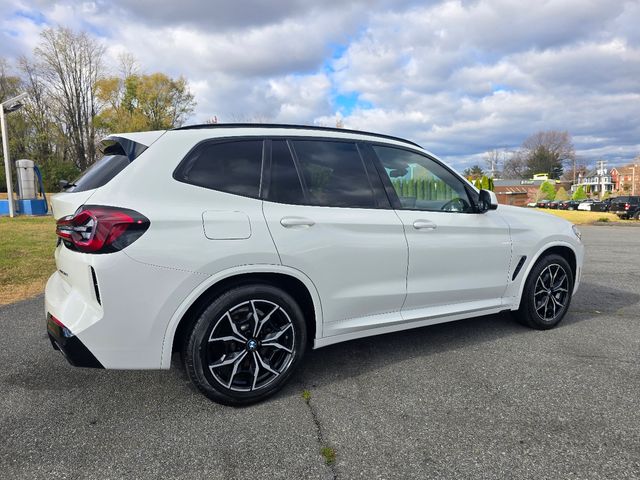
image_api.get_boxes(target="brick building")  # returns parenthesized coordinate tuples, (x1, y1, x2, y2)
(611, 161, 640, 196)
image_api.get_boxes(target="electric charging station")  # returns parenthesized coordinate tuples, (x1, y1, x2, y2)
(0, 159, 49, 216)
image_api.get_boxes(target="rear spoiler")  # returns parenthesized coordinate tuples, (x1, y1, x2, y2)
(100, 130, 166, 162)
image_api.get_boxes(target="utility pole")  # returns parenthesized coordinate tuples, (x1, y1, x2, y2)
(0, 93, 27, 218)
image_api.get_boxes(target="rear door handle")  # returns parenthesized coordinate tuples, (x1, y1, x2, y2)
(280, 216, 315, 228)
(413, 219, 437, 230)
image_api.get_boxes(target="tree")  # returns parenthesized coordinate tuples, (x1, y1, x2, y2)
(96, 71, 196, 133)
(555, 186, 569, 201)
(463, 164, 484, 180)
(34, 27, 105, 170)
(602, 190, 611, 200)
(484, 149, 511, 177)
(572, 185, 587, 200)
(522, 131, 575, 180)
(538, 181, 556, 201)
(501, 151, 528, 179)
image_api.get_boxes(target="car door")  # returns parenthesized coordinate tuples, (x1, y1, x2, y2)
(368, 144, 512, 320)
(261, 139, 408, 337)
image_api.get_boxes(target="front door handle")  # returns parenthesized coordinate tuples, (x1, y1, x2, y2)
(413, 219, 437, 230)
(280, 216, 315, 228)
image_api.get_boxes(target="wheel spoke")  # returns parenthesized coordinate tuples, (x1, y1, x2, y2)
(225, 350, 248, 388)
(261, 341, 293, 353)
(262, 323, 292, 343)
(551, 295, 564, 308)
(209, 334, 244, 343)
(251, 300, 260, 337)
(255, 305, 280, 338)
(209, 349, 245, 369)
(255, 351, 280, 377)
(251, 352, 260, 391)
(227, 312, 248, 341)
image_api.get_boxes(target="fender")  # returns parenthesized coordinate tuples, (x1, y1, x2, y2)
(160, 264, 324, 369)
(511, 240, 580, 310)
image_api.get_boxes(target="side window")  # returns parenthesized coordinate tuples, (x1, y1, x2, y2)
(291, 140, 376, 208)
(269, 140, 304, 204)
(174, 140, 263, 197)
(373, 145, 473, 213)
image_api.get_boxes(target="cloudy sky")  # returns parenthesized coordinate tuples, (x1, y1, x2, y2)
(1, 0, 639, 170)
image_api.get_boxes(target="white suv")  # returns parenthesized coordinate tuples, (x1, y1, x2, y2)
(46, 124, 584, 405)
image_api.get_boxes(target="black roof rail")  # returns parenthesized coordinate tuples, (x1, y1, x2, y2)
(171, 123, 422, 148)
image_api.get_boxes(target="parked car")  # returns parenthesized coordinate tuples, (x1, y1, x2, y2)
(577, 200, 595, 211)
(536, 199, 551, 208)
(46, 124, 584, 405)
(526, 201, 537, 208)
(558, 200, 581, 210)
(547, 200, 560, 209)
(590, 198, 612, 212)
(610, 196, 640, 219)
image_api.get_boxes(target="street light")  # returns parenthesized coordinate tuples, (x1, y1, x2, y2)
(1, 92, 28, 218)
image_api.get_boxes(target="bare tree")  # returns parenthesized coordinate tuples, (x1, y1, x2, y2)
(484, 149, 512, 177)
(34, 27, 105, 169)
(501, 150, 528, 179)
(521, 130, 575, 180)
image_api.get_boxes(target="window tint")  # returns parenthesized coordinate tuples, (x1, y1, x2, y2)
(373, 145, 472, 213)
(269, 140, 304, 204)
(291, 140, 375, 208)
(175, 140, 263, 197)
(69, 154, 131, 192)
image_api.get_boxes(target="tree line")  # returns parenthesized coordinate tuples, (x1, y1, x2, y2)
(0, 27, 196, 192)
(464, 130, 578, 182)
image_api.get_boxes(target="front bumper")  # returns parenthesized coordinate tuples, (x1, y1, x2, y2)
(47, 313, 103, 368)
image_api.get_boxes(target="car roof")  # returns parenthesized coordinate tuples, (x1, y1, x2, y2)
(172, 123, 422, 149)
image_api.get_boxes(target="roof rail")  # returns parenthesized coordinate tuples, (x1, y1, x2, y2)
(172, 123, 422, 148)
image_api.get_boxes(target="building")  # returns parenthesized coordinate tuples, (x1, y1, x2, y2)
(611, 160, 640, 195)
(571, 160, 614, 197)
(493, 176, 572, 207)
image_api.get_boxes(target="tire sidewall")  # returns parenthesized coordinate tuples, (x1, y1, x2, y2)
(520, 254, 574, 329)
(184, 284, 307, 406)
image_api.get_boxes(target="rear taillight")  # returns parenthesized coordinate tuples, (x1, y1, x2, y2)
(56, 205, 149, 254)
(625, 203, 630, 210)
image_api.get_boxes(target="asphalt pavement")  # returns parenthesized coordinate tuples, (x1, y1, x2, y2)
(1, 225, 639, 479)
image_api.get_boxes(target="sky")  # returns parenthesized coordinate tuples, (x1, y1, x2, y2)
(1, 0, 639, 171)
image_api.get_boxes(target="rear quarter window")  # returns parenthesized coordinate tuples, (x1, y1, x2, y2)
(174, 139, 264, 198)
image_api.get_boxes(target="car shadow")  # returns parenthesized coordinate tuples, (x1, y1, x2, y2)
(288, 280, 639, 392)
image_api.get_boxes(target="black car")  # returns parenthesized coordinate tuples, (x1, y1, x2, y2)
(591, 198, 612, 212)
(558, 200, 581, 210)
(611, 196, 640, 219)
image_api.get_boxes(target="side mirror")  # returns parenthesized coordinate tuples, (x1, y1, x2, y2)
(478, 189, 498, 213)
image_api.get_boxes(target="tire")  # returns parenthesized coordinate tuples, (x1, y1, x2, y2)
(514, 254, 574, 330)
(183, 284, 307, 406)
(634, 211, 640, 221)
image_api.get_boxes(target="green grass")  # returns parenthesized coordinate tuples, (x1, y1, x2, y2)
(320, 446, 336, 465)
(302, 389, 312, 404)
(0, 216, 56, 305)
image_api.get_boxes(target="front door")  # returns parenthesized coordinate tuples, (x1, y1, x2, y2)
(370, 144, 512, 319)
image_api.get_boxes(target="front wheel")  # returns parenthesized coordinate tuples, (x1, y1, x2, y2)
(514, 254, 574, 330)
(183, 284, 307, 406)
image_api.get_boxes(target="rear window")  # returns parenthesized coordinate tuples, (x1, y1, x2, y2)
(66, 137, 147, 193)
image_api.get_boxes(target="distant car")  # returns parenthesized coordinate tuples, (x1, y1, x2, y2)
(547, 200, 560, 209)
(591, 198, 612, 212)
(526, 202, 537, 208)
(558, 200, 581, 211)
(536, 199, 551, 208)
(577, 200, 594, 211)
(611, 196, 640, 220)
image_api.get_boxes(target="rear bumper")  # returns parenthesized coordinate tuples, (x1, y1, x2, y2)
(47, 313, 103, 368)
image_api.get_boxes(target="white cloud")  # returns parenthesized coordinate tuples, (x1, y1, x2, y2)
(1, 0, 639, 169)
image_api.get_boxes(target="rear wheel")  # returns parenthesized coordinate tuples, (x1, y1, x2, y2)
(183, 284, 307, 406)
(514, 254, 574, 330)
(634, 211, 640, 220)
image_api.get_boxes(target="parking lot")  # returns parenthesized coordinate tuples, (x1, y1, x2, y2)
(1, 225, 639, 479)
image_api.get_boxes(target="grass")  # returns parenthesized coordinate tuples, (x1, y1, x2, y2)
(0, 215, 56, 305)
(302, 389, 312, 404)
(320, 446, 336, 465)
(534, 208, 631, 224)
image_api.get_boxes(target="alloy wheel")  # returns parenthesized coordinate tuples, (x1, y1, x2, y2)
(204, 299, 296, 392)
(533, 264, 569, 321)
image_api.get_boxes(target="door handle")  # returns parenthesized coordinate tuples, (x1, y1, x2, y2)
(280, 216, 315, 228)
(413, 219, 437, 230)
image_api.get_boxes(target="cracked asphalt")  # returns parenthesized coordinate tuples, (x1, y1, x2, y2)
(1, 225, 639, 479)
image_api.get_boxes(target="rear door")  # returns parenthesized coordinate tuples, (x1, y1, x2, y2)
(369, 144, 512, 318)
(262, 139, 408, 337)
